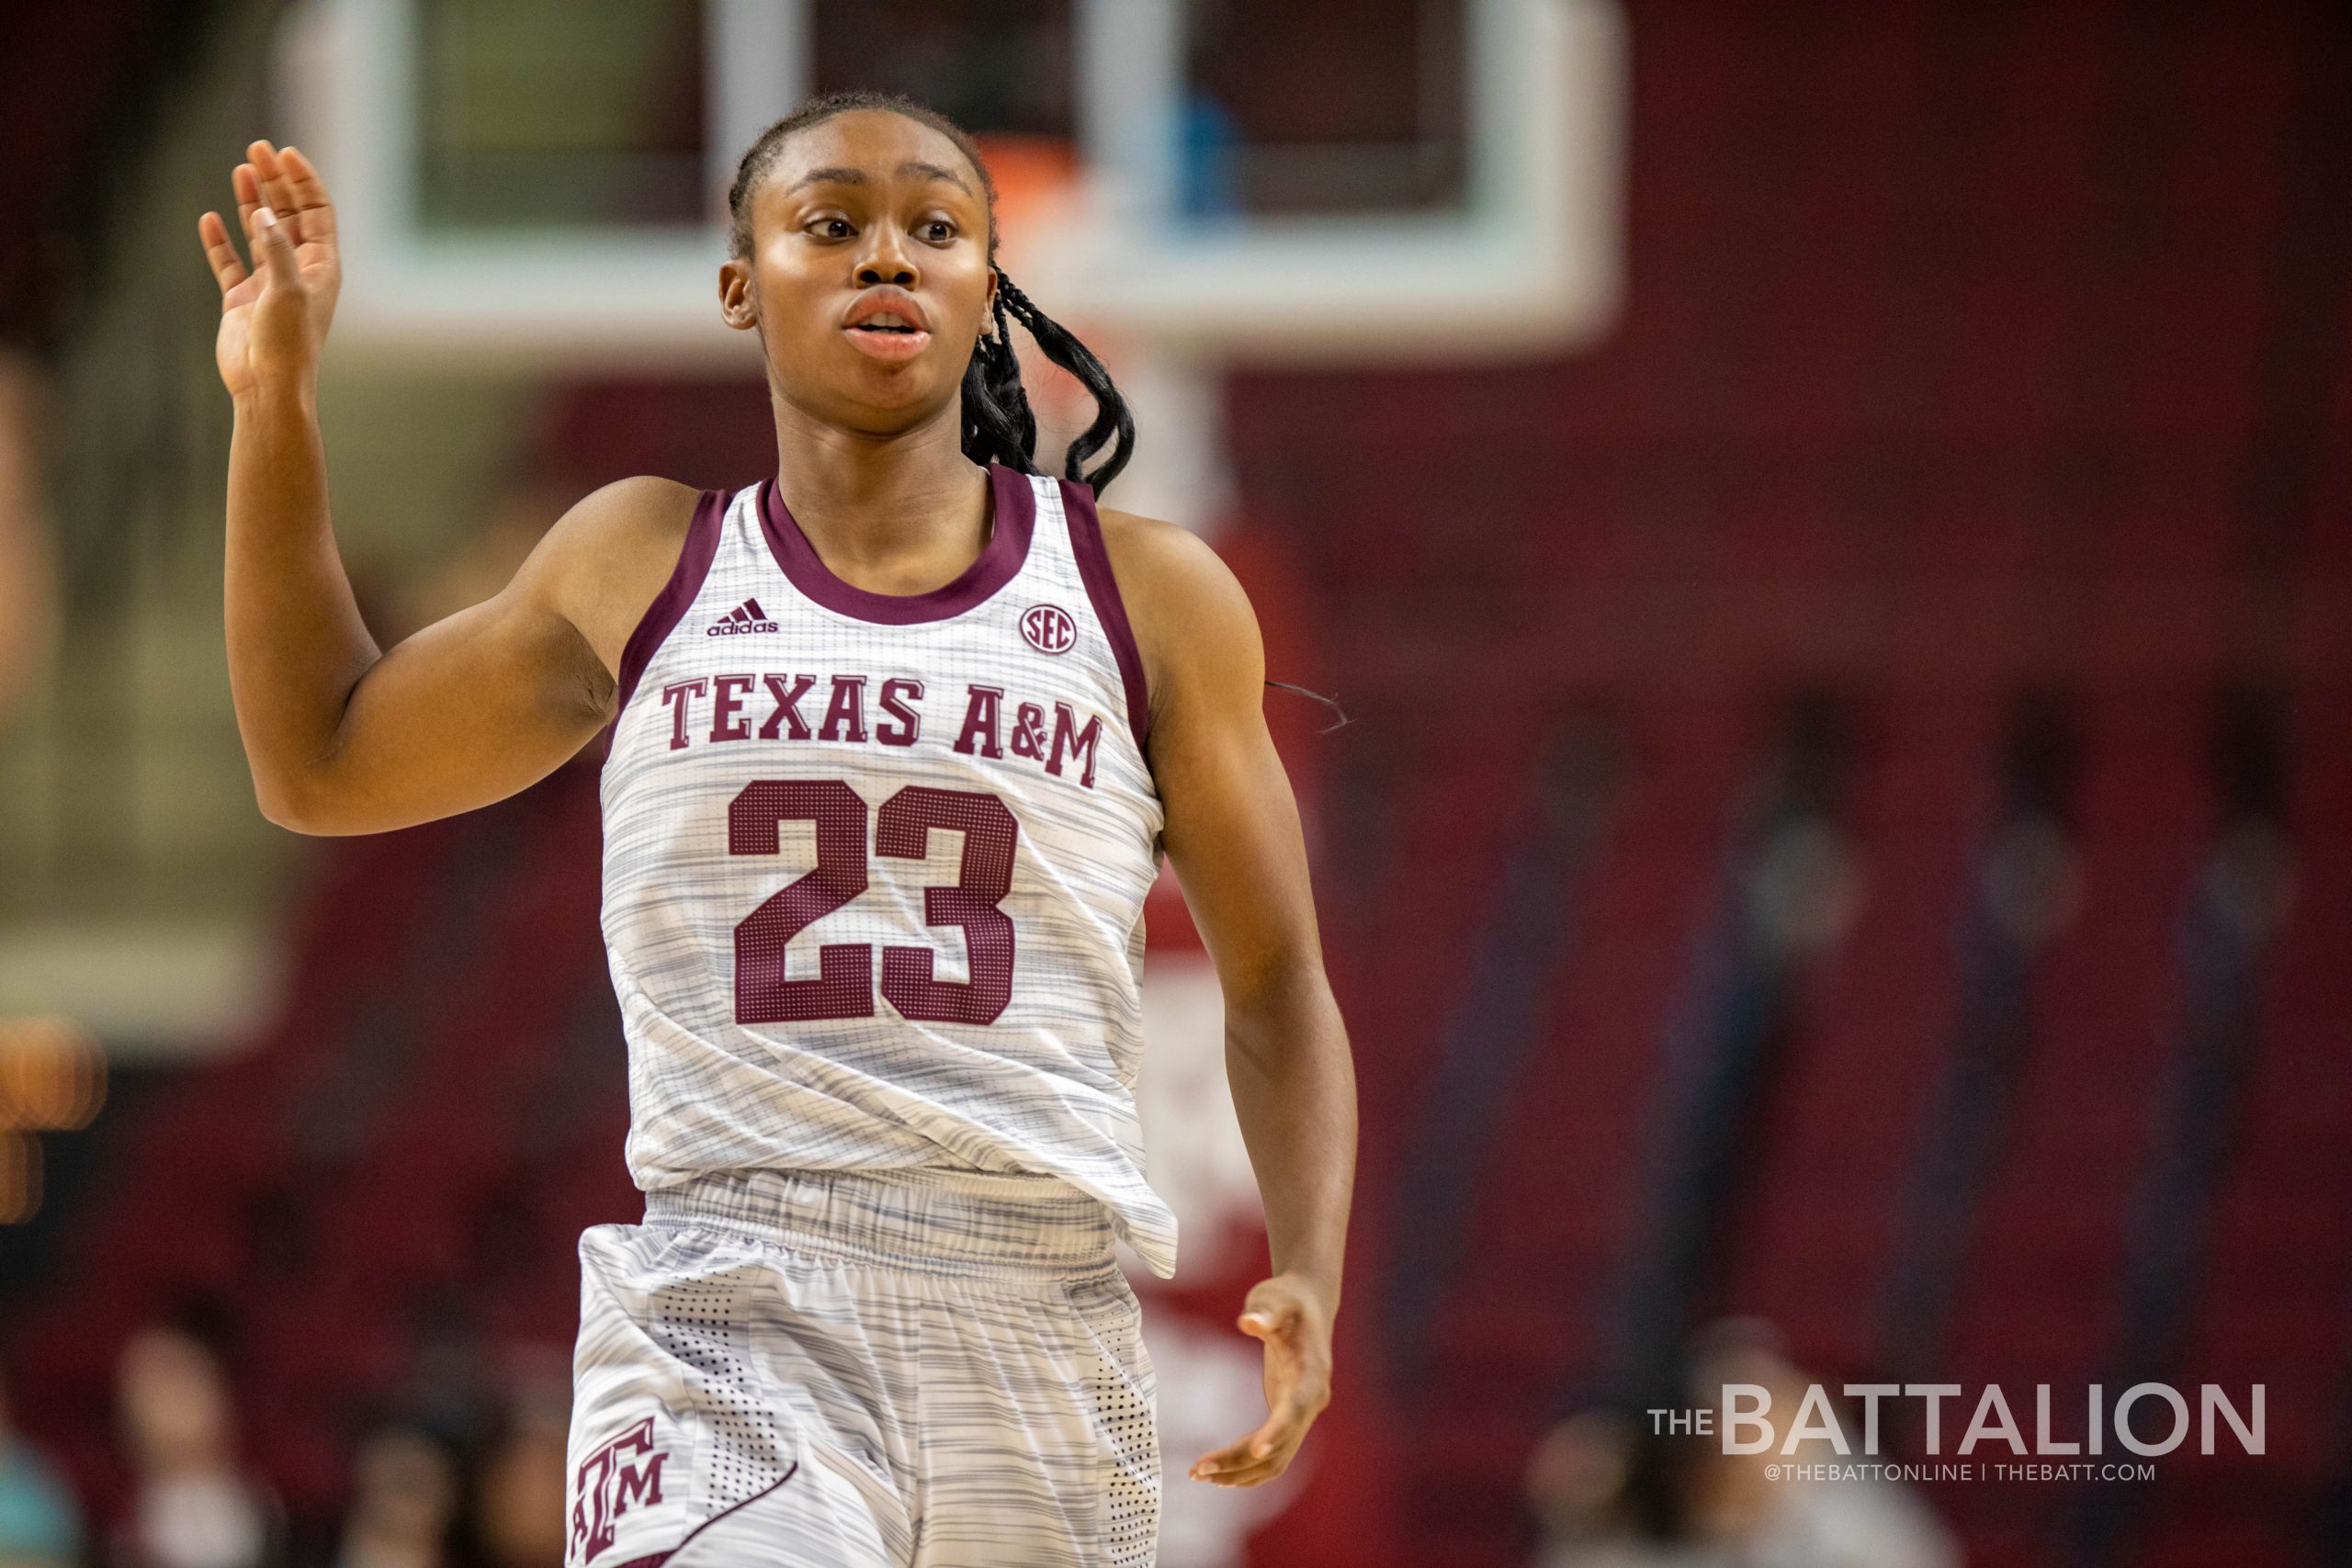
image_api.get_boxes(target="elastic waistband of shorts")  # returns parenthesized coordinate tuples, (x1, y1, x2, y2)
(642, 1168, 1119, 1279)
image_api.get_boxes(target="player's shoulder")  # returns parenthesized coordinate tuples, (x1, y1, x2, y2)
(526, 474, 706, 588)
(1094, 506, 1261, 707)
(1095, 506, 1253, 632)
(520, 475, 712, 674)
(545, 474, 707, 565)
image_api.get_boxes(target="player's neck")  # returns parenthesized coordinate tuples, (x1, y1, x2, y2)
(768, 401, 992, 577)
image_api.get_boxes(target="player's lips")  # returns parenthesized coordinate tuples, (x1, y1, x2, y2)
(842, 288, 933, 361)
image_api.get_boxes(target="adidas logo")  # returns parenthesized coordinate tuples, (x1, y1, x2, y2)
(707, 598, 779, 637)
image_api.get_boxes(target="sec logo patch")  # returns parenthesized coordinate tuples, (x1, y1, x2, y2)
(1021, 603, 1077, 654)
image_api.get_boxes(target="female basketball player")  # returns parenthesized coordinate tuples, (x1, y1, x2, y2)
(199, 93, 1354, 1567)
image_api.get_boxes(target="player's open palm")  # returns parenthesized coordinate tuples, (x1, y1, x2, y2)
(1191, 1272, 1335, 1488)
(198, 141, 341, 400)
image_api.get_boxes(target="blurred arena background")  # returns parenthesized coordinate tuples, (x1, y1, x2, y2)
(1, 3, 2348, 1567)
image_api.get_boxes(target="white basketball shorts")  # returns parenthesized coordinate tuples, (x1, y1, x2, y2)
(563, 1168, 1160, 1568)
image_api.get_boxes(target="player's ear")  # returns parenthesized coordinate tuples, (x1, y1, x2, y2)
(718, 258, 757, 332)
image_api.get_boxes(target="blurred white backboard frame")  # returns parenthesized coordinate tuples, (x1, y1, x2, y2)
(281, 0, 1625, 370)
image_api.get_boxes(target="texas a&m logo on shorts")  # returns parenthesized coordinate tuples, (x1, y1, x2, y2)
(1020, 603, 1076, 654)
(569, 1416, 668, 1564)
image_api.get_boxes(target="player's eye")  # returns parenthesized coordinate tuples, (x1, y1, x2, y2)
(804, 216, 854, 240)
(915, 219, 957, 244)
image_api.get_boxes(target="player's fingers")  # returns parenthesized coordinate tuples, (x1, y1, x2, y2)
(250, 206, 300, 289)
(278, 146, 340, 243)
(1241, 1385, 1318, 1460)
(1238, 1303, 1304, 1347)
(1188, 1434, 1262, 1480)
(1193, 1436, 1302, 1488)
(232, 164, 266, 254)
(249, 141, 301, 243)
(1239, 1286, 1304, 1334)
(1208, 1455, 1292, 1488)
(1189, 1396, 1309, 1481)
(198, 211, 248, 294)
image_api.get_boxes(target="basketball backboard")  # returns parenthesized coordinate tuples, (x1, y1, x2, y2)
(279, 0, 1626, 371)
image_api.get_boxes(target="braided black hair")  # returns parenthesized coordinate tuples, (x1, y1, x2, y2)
(727, 90, 1135, 495)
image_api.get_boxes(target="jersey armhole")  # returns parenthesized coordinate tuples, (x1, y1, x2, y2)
(1057, 477, 1153, 756)
(613, 487, 729, 716)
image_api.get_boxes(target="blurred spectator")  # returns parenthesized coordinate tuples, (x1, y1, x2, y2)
(1529, 1325, 1958, 1568)
(471, 1384, 568, 1568)
(0, 1366, 83, 1568)
(334, 1428, 459, 1568)
(0, 350, 59, 722)
(1527, 1408, 1686, 1557)
(115, 1328, 277, 1568)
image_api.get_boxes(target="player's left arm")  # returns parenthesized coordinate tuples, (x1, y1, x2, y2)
(1102, 507, 1359, 1490)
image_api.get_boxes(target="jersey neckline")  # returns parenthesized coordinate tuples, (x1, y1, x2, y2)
(755, 461, 1036, 626)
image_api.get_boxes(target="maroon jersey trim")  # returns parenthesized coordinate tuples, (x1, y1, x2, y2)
(757, 461, 1035, 626)
(1057, 477, 1152, 755)
(614, 487, 729, 716)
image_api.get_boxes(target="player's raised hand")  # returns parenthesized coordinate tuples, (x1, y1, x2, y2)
(198, 141, 343, 400)
(1189, 1272, 1334, 1488)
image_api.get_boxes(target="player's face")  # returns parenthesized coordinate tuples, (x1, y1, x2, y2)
(723, 111, 995, 436)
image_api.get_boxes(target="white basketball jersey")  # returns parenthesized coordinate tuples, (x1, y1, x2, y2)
(598, 464, 1178, 1276)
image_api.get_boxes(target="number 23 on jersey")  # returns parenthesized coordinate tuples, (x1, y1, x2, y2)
(729, 778, 1020, 1027)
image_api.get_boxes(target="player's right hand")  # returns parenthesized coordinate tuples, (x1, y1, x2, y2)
(1189, 1271, 1335, 1488)
(198, 140, 342, 400)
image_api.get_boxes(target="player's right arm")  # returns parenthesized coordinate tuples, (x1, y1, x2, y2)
(202, 141, 693, 836)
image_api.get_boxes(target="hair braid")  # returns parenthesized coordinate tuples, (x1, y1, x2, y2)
(993, 275, 1136, 494)
(958, 290, 1034, 477)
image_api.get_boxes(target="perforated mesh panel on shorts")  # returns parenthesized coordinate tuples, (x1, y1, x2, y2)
(650, 1272, 782, 1510)
(1098, 1362, 1159, 1568)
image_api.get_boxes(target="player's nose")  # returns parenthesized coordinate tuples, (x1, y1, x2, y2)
(854, 227, 918, 289)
